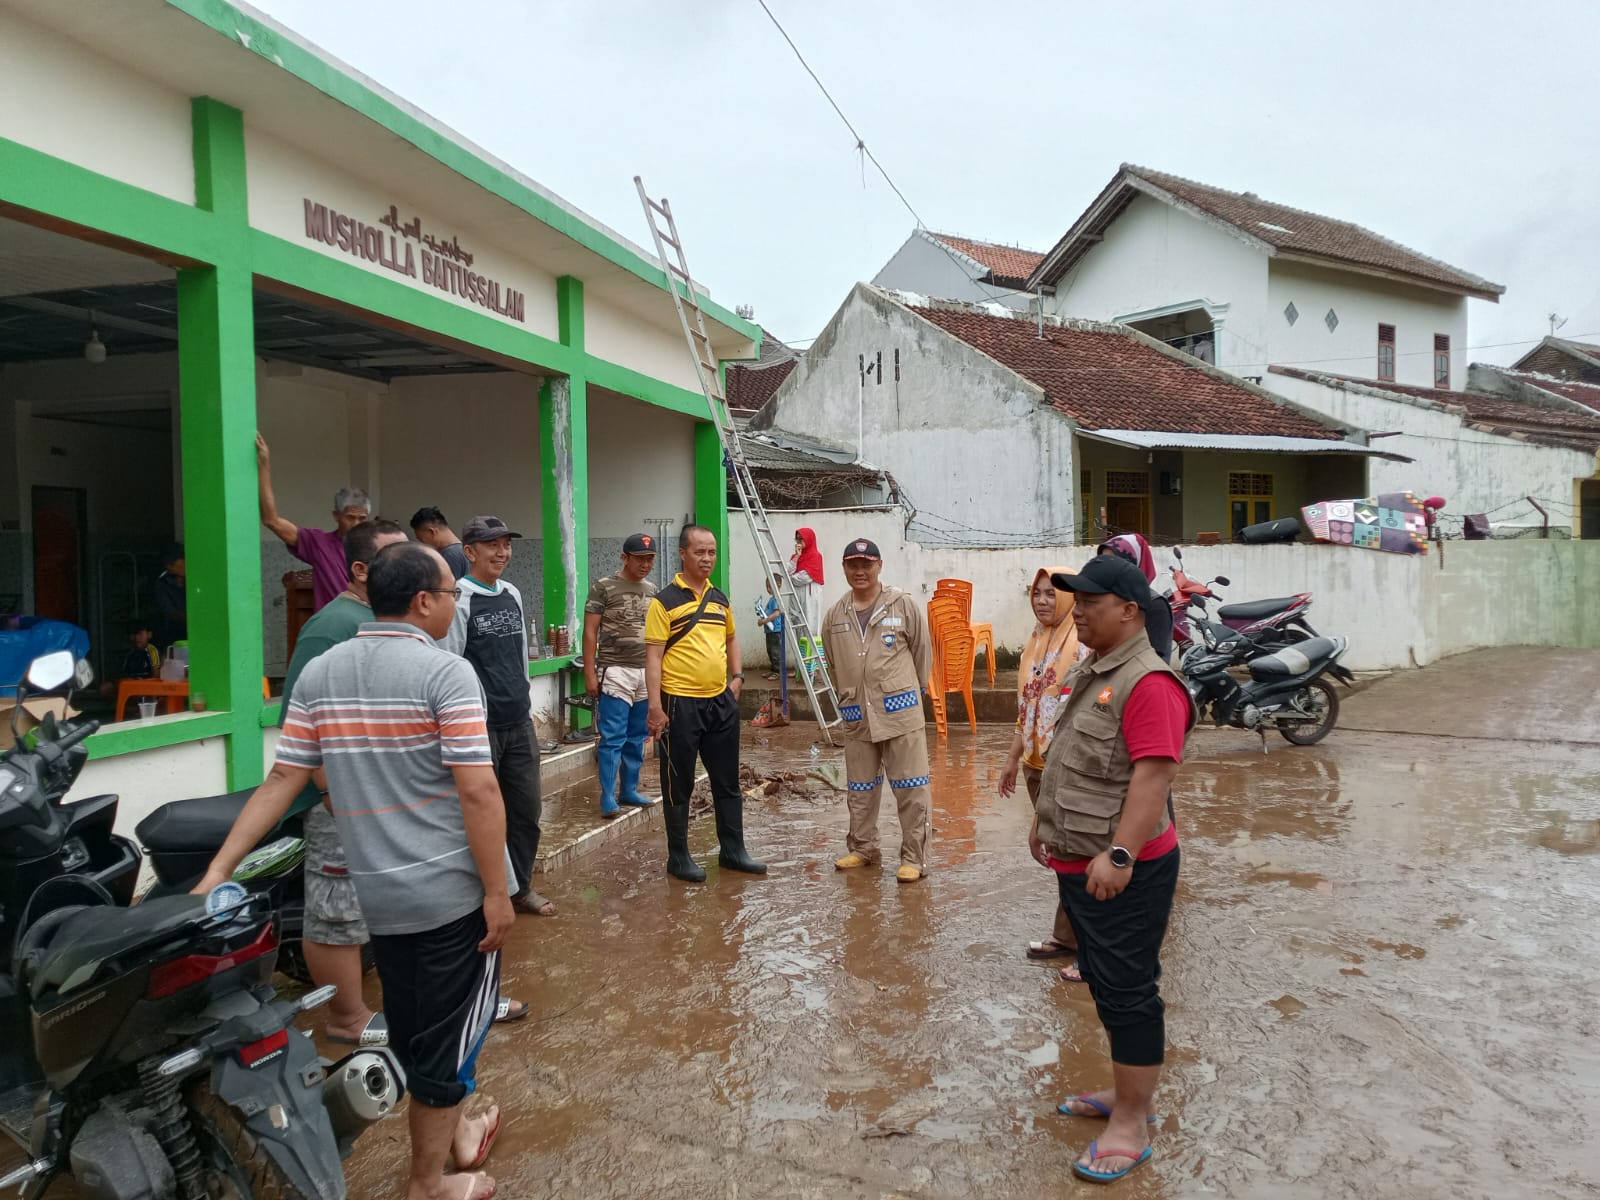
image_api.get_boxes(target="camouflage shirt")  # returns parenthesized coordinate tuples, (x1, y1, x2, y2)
(585, 573, 657, 669)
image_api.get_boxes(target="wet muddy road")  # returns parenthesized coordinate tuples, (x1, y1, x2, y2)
(328, 648, 1600, 1199)
(15, 650, 1593, 1198)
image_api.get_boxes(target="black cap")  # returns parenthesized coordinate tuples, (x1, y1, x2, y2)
(1052, 555, 1173, 658)
(841, 537, 881, 561)
(461, 515, 523, 545)
(622, 532, 659, 555)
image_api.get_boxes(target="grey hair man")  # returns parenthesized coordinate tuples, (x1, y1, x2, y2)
(256, 432, 372, 611)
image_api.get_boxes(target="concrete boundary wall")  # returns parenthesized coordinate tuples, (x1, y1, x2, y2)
(730, 508, 1600, 673)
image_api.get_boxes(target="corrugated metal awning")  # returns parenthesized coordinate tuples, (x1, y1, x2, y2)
(1077, 428, 1413, 463)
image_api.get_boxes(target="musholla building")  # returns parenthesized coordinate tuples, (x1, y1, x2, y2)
(0, 0, 754, 819)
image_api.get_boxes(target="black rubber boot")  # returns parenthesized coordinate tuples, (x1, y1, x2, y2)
(714, 792, 768, 875)
(664, 801, 706, 883)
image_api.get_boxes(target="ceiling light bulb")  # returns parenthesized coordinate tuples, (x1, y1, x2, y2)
(84, 330, 106, 364)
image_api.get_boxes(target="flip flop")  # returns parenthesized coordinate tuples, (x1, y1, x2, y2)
(1057, 1094, 1158, 1123)
(511, 891, 556, 916)
(326, 1012, 388, 1046)
(493, 998, 529, 1023)
(456, 1107, 501, 1172)
(1059, 963, 1084, 983)
(1072, 1140, 1153, 1184)
(1026, 938, 1074, 960)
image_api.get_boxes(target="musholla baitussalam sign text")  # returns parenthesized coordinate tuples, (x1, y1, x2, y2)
(302, 200, 527, 323)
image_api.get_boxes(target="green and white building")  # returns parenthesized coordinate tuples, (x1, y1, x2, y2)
(0, 0, 754, 821)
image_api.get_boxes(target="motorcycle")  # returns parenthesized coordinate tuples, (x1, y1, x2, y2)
(137, 795, 374, 986)
(1, 652, 400, 1200)
(1165, 545, 1323, 653)
(1180, 630, 1350, 746)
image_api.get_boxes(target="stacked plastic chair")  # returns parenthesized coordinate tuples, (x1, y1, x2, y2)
(932, 578, 996, 688)
(926, 593, 978, 737)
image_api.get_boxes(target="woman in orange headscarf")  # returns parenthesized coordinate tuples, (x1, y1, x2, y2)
(998, 566, 1083, 982)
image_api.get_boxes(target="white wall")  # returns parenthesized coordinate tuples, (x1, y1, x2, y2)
(872, 233, 1034, 310)
(586, 389, 694, 538)
(1267, 371, 1594, 522)
(584, 293, 701, 394)
(760, 285, 1078, 544)
(728, 506, 1600, 673)
(1267, 261, 1469, 390)
(0, 7, 194, 204)
(1045, 194, 1269, 376)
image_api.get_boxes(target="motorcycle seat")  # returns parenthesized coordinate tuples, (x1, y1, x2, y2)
(1217, 596, 1300, 621)
(1248, 637, 1340, 680)
(135, 789, 256, 853)
(27, 894, 207, 997)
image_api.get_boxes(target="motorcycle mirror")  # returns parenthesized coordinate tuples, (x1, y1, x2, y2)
(24, 651, 74, 693)
(1214, 576, 1232, 587)
(1173, 546, 1184, 562)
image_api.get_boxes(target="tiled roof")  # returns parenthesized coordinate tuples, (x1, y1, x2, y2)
(906, 300, 1345, 439)
(1268, 366, 1600, 453)
(726, 357, 797, 413)
(1511, 336, 1600, 381)
(926, 233, 1045, 287)
(1030, 164, 1505, 301)
(1491, 369, 1600, 413)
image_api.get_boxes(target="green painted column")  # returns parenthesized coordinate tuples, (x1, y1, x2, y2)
(694, 421, 730, 592)
(183, 97, 264, 788)
(540, 277, 589, 638)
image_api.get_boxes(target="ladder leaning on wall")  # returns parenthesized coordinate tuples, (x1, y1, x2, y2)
(634, 175, 842, 744)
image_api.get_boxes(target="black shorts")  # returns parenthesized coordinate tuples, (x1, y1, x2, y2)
(370, 907, 501, 1108)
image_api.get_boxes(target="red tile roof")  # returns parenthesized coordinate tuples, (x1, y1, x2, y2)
(1511, 336, 1600, 380)
(926, 233, 1045, 287)
(726, 357, 797, 413)
(1031, 164, 1505, 301)
(1492, 369, 1600, 413)
(907, 301, 1345, 439)
(1268, 366, 1600, 452)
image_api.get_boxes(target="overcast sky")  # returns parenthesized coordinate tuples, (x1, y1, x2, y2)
(252, 0, 1600, 363)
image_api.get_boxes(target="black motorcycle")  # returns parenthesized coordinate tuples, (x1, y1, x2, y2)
(1180, 632, 1350, 746)
(0, 652, 400, 1200)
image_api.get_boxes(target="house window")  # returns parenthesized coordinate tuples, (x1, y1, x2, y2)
(1104, 470, 1151, 537)
(1433, 334, 1450, 388)
(1080, 468, 1094, 539)
(1227, 471, 1274, 535)
(1377, 323, 1396, 382)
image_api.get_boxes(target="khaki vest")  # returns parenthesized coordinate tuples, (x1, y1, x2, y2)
(1034, 633, 1196, 859)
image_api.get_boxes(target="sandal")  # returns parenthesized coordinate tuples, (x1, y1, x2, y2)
(326, 1012, 388, 1046)
(493, 998, 529, 1023)
(511, 890, 556, 916)
(1025, 938, 1075, 960)
(446, 1173, 496, 1200)
(455, 1105, 501, 1171)
(1059, 963, 1084, 983)
(1073, 1140, 1153, 1183)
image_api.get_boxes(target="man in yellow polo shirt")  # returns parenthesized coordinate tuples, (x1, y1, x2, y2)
(645, 524, 767, 882)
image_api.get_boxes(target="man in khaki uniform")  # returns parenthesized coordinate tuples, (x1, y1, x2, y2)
(821, 538, 933, 882)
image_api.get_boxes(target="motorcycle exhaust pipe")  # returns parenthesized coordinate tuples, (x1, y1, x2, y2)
(322, 1050, 402, 1143)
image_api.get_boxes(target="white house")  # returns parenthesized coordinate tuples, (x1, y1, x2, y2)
(872, 230, 1043, 311)
(1266, 366, 1600, 536)
(750, 285, 1393, 546)
(1025, 164, 1505, 391)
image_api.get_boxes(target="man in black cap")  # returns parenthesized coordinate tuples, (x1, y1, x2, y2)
(443, 515, 553, 916)
(582, 533, 661, 818)
(1030, 554, 1193, 1184)
(820, 537, 934, 882)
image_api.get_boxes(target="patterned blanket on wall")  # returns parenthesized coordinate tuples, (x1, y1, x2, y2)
(1301, 492, 1431, 555)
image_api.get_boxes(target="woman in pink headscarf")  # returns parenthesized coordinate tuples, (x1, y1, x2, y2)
(1096, 532, 1156, 582)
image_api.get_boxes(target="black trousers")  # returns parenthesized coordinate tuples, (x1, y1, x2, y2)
(488, 721, 542, 896)
(1057, 847, 1180, 1067)
(658, 690, 741, 809)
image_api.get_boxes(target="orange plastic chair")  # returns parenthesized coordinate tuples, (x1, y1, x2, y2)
(931, 627, 977, 737)
(933, 579, 996, 688)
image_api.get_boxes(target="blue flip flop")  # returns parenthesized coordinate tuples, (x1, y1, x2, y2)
(1072, 1140, 1153, 1184)
(1057, 1094, 1158, 1123)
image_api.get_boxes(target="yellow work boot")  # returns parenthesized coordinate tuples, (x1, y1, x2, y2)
(896, 864, 924, 883)
(834, 852, 871, 870)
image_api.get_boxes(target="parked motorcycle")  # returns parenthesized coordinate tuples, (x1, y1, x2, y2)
(1180, 631, 1350, 746)
(1, 652, 400, 1200)
(137, 792, 374, 985)
(1165, 545, 1323, 652)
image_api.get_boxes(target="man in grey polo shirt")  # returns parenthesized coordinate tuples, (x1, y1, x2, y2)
(198, 543, 514, 1200)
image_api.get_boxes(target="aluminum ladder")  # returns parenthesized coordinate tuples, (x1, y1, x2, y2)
(634, 175, 842, 743)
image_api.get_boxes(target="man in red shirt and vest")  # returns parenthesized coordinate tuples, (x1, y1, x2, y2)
(1031, 554, 1194, 1185)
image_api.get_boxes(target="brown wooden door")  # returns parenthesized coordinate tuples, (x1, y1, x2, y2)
(31, 486, 87, 623)
(1104, 495, 1150, 538)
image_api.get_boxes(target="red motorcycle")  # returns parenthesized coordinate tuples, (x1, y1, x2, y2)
(1166, 546, 1320, 651)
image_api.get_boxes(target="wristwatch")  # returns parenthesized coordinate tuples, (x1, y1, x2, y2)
(1108, 845, 1135, 869)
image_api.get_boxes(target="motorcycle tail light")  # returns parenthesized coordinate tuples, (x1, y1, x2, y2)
(238, 1028, 289, 1067)
(146, 923, 277, 999)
